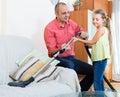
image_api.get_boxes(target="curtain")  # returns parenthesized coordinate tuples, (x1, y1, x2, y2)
(111, 0, 120, 81)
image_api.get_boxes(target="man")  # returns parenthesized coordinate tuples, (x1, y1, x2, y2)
(44, 2, 93, 91)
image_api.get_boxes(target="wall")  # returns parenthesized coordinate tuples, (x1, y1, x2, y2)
(0, 0, 75, 54)
(0, 0, 55, 54)
(0, 0, 1, 33)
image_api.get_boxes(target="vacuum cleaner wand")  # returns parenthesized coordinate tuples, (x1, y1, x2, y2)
(8, 32, 81, 87)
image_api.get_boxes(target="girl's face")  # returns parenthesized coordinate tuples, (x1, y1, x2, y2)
(92, 14, 104, 28)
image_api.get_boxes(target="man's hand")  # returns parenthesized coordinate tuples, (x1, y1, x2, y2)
(61, 43, 71, 51)
(80, 31, 89, 39)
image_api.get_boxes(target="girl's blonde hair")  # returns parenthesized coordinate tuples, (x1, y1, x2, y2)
(93, 9, 112, 53)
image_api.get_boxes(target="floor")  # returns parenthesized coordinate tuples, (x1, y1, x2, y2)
(105, 81, 120, 92)
(78, 75, 120, 92)
(88, 81, 120, 92)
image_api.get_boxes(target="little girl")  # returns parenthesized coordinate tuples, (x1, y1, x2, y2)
(78, 9, 111, 91)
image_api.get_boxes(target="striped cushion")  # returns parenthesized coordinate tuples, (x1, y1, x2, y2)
(9, 49, 59, 81)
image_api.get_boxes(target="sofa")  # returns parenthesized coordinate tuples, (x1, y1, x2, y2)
(0, 35, 80, 97)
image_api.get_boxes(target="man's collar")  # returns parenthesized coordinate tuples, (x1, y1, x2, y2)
(55, 18, 70, 28)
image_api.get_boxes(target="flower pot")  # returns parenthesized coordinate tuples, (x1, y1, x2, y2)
(73, 5, 80, 11)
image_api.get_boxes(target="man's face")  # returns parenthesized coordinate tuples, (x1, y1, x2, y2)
(56, 5, 70, 24)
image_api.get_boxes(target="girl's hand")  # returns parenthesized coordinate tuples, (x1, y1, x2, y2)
(78, 38, 83, 42)
(73, 37, 79, 43)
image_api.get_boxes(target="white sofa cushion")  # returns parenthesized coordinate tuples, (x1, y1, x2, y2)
(0, 80, 73, 97)
(0, 67, 80, 97)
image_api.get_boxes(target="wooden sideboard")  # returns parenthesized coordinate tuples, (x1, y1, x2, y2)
(80, 0, 108, 13)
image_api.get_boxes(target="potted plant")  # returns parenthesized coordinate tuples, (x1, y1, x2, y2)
(73, 0, 82, 11)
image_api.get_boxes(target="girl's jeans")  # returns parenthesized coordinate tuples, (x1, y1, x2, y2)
(93, 59, 107, 91)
